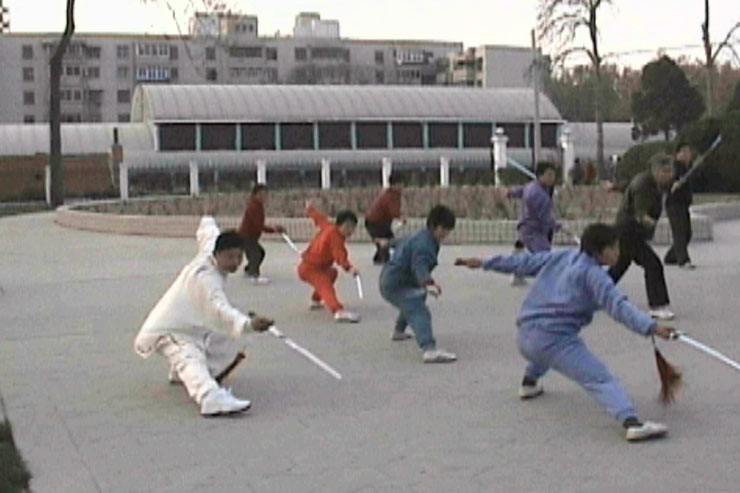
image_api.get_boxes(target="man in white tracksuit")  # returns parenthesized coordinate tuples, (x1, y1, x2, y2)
(134, 216, 274, 416)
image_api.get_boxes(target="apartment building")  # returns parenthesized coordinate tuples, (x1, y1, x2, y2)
(0, 11, 462, 124)
(446, 45, 537, 88)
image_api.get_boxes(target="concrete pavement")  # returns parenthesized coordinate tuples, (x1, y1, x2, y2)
(1, 212, 740, 492)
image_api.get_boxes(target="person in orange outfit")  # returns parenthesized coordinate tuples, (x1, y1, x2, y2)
(237, 184, 285, 285)
(298, 201, 361, 323)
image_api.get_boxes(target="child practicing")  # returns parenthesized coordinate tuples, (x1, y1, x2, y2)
(365, 174, 405, 264)
(237, 183, 286, 284)
(298, 201, 361, 323)
(456, 223, 675, 441)
(379, 205, 457, 363)
(134, 217, 274, 417)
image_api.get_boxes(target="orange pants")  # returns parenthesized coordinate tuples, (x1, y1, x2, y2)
(298, 262, 343, 313)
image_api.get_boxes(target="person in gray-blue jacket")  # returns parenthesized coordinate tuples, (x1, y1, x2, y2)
(456, 223, 676, 441)
(379, 205, 457, 364)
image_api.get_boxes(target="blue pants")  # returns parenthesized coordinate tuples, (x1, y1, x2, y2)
(517, 325, 637, 422)
(379, 281, 436, 351)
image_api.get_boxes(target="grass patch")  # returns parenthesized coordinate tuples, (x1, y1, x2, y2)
(0, 419, 31, 493)
(0, 203, 51, 218)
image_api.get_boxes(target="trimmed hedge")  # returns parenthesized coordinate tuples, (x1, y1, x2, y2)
(615, 140, 673, 186)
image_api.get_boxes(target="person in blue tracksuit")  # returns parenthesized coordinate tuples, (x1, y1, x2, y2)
(379, 205, 457, 364)
(455, 223, 676, 441)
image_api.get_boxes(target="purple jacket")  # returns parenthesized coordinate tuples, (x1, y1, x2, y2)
(509, 181, 560, 238)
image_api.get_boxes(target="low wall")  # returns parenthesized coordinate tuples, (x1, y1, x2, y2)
(55, 200, 717, 245)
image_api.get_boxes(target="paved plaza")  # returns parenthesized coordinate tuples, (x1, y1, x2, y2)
(2, 212, 740, 492)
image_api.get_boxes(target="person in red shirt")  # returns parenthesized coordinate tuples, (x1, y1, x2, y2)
(365, 174, 405, 264)
(298, 201, 361, 323)
(237, 184, 285, 285)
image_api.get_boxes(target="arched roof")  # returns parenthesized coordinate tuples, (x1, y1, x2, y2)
(131, 84, 562, 123)
(0, 123, 154, 156)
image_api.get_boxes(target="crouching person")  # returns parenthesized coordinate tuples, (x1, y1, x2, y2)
(134, 216, 274, 417)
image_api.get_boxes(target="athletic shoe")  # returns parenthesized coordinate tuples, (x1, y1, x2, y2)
(625, 421, 668, 441)
(334, 310, 361, 323)
(250, 276, 270, 285)
(200, 387, 251, 416)
(422, 348, 457, 363)
(518, 382, 544, 399)
(511, 274, 527, 286)
(309, 300, 325, 310)
(168, 366, 181, 385)
(391, 331, 413, 341)
(678, 262, 696, 270)
(649, 306, 675, 320)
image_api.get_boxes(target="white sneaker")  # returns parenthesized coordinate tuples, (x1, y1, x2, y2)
(511, 274, 527, 286)
(250, 276, 270, 285)
(334, 310, 361, 323)
(309, 300, 324, 310)
(200, 387, 251, 416)
(422, 348, 457, 363)
(649, 306, 675, 320)
(625, 421, 668, 441)
(518, 382, 544, 399)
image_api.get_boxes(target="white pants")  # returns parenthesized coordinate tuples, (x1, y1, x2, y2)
(155, 332, 242, 404)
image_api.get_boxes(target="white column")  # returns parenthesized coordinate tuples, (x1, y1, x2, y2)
(439, 156, 450, 188)
(560, 127, 575, 186)
(119, 162, 129, 201)
(44, 165, 52, 205)
(381, 157, 392, 188)
(491, 128, 509, 186)
(321, 158, 331, 190)
(256, 159, 267, 184)
(189, 160, 200, 197)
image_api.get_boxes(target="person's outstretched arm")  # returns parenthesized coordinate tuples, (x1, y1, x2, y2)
(584, 266, 655, 336)
(196, 216, 220, 255)
(456, 250, 553, 278)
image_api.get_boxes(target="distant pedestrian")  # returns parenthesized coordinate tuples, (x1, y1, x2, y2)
(365, 174, 405, 265)
(664, 143, 696, 269)
(237, 184, 286, 285)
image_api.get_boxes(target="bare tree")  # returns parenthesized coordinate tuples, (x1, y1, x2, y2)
(48, 0, 75, 206)
(702, 0, 740, 115)
(537, 0, 612, 175)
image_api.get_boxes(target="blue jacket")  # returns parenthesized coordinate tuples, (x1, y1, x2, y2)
(483, 249, 656, 336)
(381, 228, 439, 289)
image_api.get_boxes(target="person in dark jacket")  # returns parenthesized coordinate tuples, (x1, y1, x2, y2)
(664, 143, 695, 269)
(237, 184, 285, 285)
(608, 153, 675, 321)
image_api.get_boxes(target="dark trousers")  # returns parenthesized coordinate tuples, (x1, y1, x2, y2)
(243, 237, 265, 277)
(664, 203, 692, 265)
(608, 225, 670, 308)
(365, 220, 394, 264)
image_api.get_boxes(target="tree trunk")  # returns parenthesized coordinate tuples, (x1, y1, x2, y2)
(48, 0, 76, 207)
(703, 0, 714, 116)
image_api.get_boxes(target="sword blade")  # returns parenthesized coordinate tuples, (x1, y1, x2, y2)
(355, 274, 364, 300)
(281, 233, 300, 254)
(268, 326, 343, 380)
(675, 333, 740, 372)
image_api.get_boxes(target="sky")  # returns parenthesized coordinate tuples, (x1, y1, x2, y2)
(3, 0, 740, 67)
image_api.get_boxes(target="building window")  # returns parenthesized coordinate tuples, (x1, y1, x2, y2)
(117, 66, 129, 79)
(85, 66, 100, 78)
(206, 68, 217, 81)
(241, 123, 275, 150)
(375, 50, 384, 64)
(265, 47, 277, 61)
(429, 122, 458, 148)
(159, 124, 196, 151)
(22, 45, 34, 60)
(85, 89, 104, 104)
(318, 122, 351, 149)
(205, 47, 216, 61)
(117, 45, 129, 58)
(136, 66, 170, 81)
(24, 115, 35, 124)
(540, 123, 558, 148)
(463, 122, 492, 148)
(356, 122, 387, 149)
(74, 90, 81, 101)
(23, 67, 34, 82)
(137, 43, 170, 57)
(295, 47, 307, 61)
(310, 47, 349, 62)
(392, 122, 423, 148)
(500, 123, 525, 148)
(170, 67, 179, 80)
(118, 114, 130, 122)
(65, 65, 81, 76)
(86, 46, 101, 59)
(375, 70, 384, 84)
(61, 113, 82, 122)
(229, 46, 262, 58)
(117, 90, 130, 104)
(280, 123, 313, 150)
(23, 91, 35, 105)
(170, 46, 178, 60)
(201, 123, 236, 151)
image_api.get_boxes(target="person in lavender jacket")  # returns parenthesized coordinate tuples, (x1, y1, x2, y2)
(456, 223, 675, 441)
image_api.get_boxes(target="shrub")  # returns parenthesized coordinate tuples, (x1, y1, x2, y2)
(616, 140, 673, 186)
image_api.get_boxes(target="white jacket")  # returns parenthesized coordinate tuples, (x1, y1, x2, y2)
(134, 217, 251, 358)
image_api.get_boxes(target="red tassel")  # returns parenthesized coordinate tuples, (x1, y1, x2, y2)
(654, 344, 683, 404)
